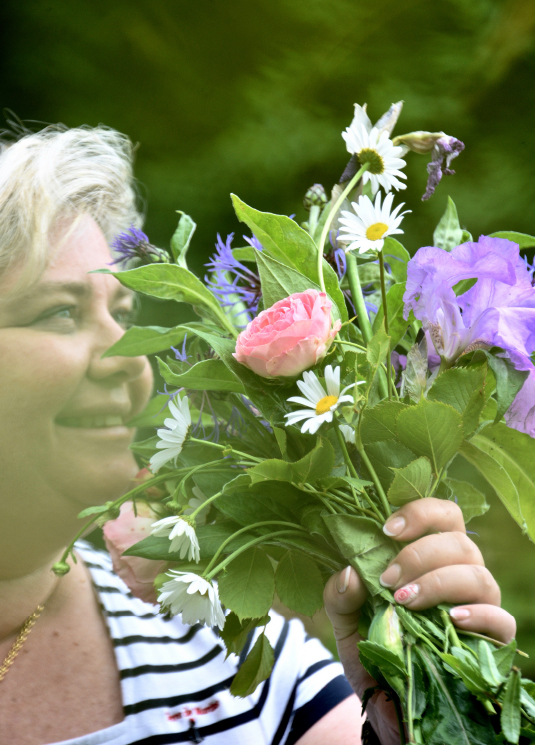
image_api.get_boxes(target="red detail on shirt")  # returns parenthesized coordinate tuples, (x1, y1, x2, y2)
(167, 700, 220, 721)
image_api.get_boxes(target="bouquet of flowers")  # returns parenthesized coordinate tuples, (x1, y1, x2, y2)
(58, 102, 535, 743)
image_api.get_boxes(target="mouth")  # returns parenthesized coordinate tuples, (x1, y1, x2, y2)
(55, 414, 133, 430)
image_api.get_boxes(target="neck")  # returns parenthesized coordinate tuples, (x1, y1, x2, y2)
(0, 551, 63, 641)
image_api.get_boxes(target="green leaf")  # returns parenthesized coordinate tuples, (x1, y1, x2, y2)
(382, 237, 410, 283)
(364, 440, 417, 490)
(357, 640, 407, 677)
(275, 550, 324, 616)
(489, 231, 535, 249)
(396, 398, 464, 474)
(327, 475, 373, 493)
(483, 354, 528, 424)
(372, 283, 411, 348)
(157, 357, 245, 393)
(248, 438, 335, 487)
(478, 640, 505, 688)
(256, 250, 341, 322)
(323, 515, 397, 596)
(220, 612, 269, 658)
(230, 632, 274, 697)
(102, 325, 187, 358)
(231, 194, 347, 322)
(459, 437, 525, 531)
(126, 393, 169, 427)
(218, 547, 275, 620)
(366, 322, 391, 393)
(493, 640, 517, 678)
(428, 365, 487, 436)
(109, 264, 236, 334)
(388, 456, 433, 505)
(502, 669, 521, 744)
(401, 337, 429, 403)
(170, 211, 196, 267)
(433, 196, 463, 252)
(360, 401, 408, 444)
(77, 504, 110, 518)
(471, 424, 535, 539)
(439, 648, 488, 695)
(232, 246, 257, 262)
(443, 478, 489, 523)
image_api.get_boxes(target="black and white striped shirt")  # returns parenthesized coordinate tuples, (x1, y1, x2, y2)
(50, 543, 353, 745)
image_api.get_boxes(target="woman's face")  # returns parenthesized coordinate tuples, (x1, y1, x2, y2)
(0, 215, 153, 515)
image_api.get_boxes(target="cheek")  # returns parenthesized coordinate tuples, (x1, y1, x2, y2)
(130, 357, 154, 416)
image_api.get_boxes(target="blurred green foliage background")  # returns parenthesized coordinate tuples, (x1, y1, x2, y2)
(2, 0, 535, 672)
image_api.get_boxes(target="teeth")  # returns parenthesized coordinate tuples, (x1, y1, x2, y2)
(58, 415, 124, 428)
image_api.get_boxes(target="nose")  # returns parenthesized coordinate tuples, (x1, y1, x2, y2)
(87, 311, 149, 385)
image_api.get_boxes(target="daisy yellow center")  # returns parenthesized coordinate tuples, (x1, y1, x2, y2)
(357, 148, 384, 174)
(315, 395, 338, 415)
(366, 222, 389, 241)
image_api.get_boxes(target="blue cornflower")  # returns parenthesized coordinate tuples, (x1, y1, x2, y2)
(171, 335, 191, 363)
(110, 225, 169, 267)
(205, 233, 262, 326)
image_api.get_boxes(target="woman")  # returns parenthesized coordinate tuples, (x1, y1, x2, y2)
(0, 124, 515, 745)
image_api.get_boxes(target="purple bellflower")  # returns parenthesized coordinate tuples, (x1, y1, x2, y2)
(505, 367, 535, 437)
(110, 225, 169, 267)
(422, 136, 465, 201)
(205, 233, 262, 327)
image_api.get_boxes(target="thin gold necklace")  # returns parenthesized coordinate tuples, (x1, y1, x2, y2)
(0, 604, 45, 682)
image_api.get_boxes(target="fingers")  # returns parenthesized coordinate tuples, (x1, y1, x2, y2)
(379, 531, 484, 589)
(323, 566, 367, 641)
(383, 498, 466, 541)
(390, 563, 501, 611)
(449, 604, 516, 644)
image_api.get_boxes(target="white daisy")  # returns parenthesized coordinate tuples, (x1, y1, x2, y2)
(151, 515, 200, 562)
(149, 396, 191, 473)
(183, 486, 210, 526)
(339, 424, 356, 445)
(158, 571, 226, 629)
(285, 365, 364, 435)
(342, 124, 407, 193)
(338, 192, 410, 254)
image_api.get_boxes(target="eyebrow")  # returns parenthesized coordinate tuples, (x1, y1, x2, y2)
(13, 281, 134, 304)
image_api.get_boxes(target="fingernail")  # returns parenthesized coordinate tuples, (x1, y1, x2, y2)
(337, 566, 352, 594)
(383, 516, 406, 537)
(450, 607, 470, 620)
(379, 563, 401, 588)
(394, 583, 419, 604)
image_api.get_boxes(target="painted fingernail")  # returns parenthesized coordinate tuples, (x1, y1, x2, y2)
(383, 516, 406, 537)
(337, 566, 352, 594)
(394, 584, 419, 604)
(379, 563, 401, 588)
(450, 607, 470, 620)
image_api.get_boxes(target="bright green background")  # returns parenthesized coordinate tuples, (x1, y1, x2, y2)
(2, 0, 535, 672)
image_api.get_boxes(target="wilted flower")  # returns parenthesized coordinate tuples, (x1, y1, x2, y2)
(110, 225, 170, 267)
(234, 290, 341, 378)
(149, 396, 191, 473)
(342, 124, 407, 194)
(158, 571, 226, 629)
(403, 236, 535, 371)
(421, 135, 465, 201)
(338, 192, 410, 254)
(285, 365, 363, 435)
(151, 515, 200, 562)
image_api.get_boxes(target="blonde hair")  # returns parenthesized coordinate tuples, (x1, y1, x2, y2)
(0, 123, 143, 289)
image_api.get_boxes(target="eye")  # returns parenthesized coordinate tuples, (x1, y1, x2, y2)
(31, 305, 77, 327)
(113, 307, 138, 329)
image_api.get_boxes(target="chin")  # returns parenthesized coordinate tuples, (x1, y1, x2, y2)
(62, 454, 140, 506)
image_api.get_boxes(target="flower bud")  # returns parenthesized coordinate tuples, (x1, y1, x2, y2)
(303, 184, 327, 211)
(368, 603, 404, 660)
(52, 561, 71, 576)
(392, 131, 447, 154)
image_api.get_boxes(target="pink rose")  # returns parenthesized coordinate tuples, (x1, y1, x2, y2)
(103, 501, 168, 605)
(233, 290, 341, 378)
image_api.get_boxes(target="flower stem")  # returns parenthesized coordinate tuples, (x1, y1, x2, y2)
(316, 163, 371, 293)
(379, 251, 392, 401)
(189, 437, 263, 463)
(205, 529, 304, 580)
(352, 423, 391, 520)
(406, 642, 416, 744)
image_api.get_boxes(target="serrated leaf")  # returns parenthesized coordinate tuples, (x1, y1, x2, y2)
(382, 237, 410, 283)
(443, 478, 489, 523)
(439, 649, 488, 695)
(428, 365, 487, 436)
(157, 357, 245, 393)
(364, 440, 417, 490)
(493, 640, 517, 678)
(248, 438, 335, 487)
(489, 231, 535, 249)
(256, 251, 341, 322)
(275, 550, 324, 616)
(220, 612, 269, 658)
(400, 336, 428, 402)
(230, 632, 274, 697)
(360, 402, 407, 444)
(323, 514, 397, 596)
(502, 669, 521, 744)
(170, 211, 196, 267)
(109, 264, 236, 334)
(372, 282, 411, 348)
(231, 194, 347, 322)
(218, 547, 275, 620)
(388, 456, 433, 505)
(397, 398, 464, 474)
(433, 196, 463, 252)
(471, 424, 535, 539)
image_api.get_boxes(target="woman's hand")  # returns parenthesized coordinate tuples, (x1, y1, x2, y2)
(323, 497, 516, 744)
